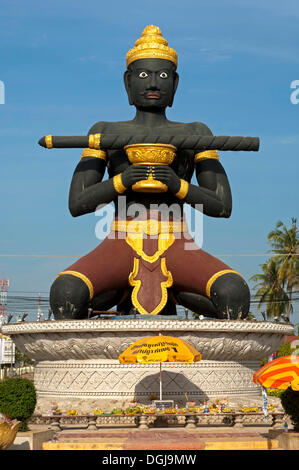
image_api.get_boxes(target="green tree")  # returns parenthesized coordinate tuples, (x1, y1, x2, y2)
(250, 258, 289, 319)
(276, 341, 294, 358)
(268, 218, 299, 318)
(260, 340, 296, 367)
(14, 347, 33, 366)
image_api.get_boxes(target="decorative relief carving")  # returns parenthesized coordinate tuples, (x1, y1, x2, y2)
(2, 319, 293, 413)
(34, 359, 260, 401)
(3, 320, 293, 362)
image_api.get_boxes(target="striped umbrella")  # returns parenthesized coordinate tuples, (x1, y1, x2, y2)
(253, 355, 299, 391)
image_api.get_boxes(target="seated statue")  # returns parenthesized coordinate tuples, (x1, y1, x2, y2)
(49, 25, 250, 320)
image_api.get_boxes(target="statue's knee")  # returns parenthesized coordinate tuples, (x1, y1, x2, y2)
(50, 274, 91, 320)
(210, 273, 250, 319)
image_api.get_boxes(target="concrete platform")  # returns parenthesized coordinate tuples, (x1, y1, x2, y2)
(42, 427, 281, 451)
(8, 428, 54, 450)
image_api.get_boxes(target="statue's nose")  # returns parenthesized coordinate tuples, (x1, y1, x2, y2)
(148, 73, 158, 90)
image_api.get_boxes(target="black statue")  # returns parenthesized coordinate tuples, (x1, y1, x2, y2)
(40, 26, 259, 320)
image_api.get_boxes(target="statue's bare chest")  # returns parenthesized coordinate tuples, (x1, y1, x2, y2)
(99, 122, 196, 181)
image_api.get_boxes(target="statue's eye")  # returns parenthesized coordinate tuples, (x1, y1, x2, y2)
(160, 72, 168, 79)
(138, 71, 148, 78)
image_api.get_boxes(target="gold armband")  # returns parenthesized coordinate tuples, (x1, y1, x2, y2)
(88, 133, 101, 150)
(81, 148, 107, 161)
(113, 173, 127, 194)
(194, 150, 219, 164)
(175, 179, 189, 200)
(45, 135, 53, 149)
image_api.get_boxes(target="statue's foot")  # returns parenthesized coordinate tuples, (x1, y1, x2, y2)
(173, 271, 250, 320)
(173, 291, 219, 319)
(50, 274, 90, 320)
(209, 272, 250, 320)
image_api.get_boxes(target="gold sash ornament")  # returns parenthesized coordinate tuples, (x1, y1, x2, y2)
(112, 219, 187, 315)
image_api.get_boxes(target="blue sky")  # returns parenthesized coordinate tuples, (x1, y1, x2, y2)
(0, 0, 298, 324)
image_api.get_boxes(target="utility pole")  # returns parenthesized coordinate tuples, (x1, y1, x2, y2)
(37, 293, 43, 321)
(0, 277, 9, 327)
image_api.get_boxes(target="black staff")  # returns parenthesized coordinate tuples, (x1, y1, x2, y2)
(39, 134, 259, 152)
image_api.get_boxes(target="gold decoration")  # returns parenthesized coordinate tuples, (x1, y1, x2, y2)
(175, 179, 189, 200)
(124, 143, 176, 193)
(206, 269, 242, 298)
(129, 257, 173, 315)
(81, 148, 107, 161)
(0, 421, 20, 450)
(56, 270, 94, 300)
(194, 150, 219, 164)
(88, 133, 101, 150)
(113, 173, 127, 194)
(126, 25, 178, 68)
(111, 219, 188, 235)
(126, 232, 175, 264)
(45, 135, 53, 149)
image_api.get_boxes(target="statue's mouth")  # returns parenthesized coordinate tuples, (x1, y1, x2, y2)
(146, 91, 160, 99)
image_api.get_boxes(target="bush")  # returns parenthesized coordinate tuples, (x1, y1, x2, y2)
(260, 341, 296, 367)
(0, 378, 36, 431)
(280, 386, 299, 432)
(267, 388, 284, 398)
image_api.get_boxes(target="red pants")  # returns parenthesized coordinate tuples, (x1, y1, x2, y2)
(59, 228, 236, 314)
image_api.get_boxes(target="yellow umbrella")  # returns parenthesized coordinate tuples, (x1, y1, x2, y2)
(119, 334, 202, 400)
(253, 355, 299, 391)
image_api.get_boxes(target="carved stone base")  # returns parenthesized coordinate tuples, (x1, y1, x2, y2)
(33, 358, 263, 413)
(2, 319, 293, 414)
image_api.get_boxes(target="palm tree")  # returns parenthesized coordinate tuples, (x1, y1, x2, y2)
(267, 218, 299, 318)
(250, 259, 290, 319)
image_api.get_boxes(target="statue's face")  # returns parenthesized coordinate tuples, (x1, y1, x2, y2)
(124, 58, 179, 109)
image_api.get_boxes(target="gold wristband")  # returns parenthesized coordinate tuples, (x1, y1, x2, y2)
(113, 173, 127, 194)
(88, 133, 101, 150)
(175, 179, 189, 199)
(45, 135, 53, 149)
(81, 148, 107, 161)
(194, 150, 219, 164)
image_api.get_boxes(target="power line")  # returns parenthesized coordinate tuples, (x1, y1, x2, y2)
(1, 253, 299, 258)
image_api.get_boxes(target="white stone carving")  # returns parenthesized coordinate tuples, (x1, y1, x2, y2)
(2, 319, 293, 361)
(2, 319, 294, 414)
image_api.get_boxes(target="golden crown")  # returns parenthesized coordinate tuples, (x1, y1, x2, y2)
(126, 25, 178, 69)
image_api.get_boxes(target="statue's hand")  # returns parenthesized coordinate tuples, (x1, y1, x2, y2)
(121, 165, 150, 188)
(151, 166, 181, 194)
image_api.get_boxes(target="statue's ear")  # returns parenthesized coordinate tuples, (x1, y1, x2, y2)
(169, 72, 179, 108)
(124, 70, 133, 105)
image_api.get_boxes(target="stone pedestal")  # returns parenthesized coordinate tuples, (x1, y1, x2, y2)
(2, 319, 293, 414)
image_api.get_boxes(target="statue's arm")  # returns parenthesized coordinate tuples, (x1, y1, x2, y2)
(152, 123, 232, 218)
(69, 123, 150, 217)
(68, 156, 117, 217)
(186, 122, 232, 217)
(189, 157, 232, 217)
(69, 157, 150, 217)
